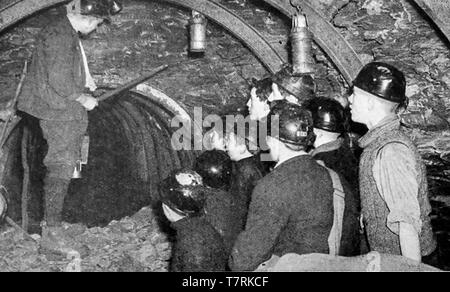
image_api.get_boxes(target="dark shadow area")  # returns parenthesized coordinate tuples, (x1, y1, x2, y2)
(2, 90, 194, 230)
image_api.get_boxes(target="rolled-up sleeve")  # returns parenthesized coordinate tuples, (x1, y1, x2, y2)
(372, 143, 422, 235)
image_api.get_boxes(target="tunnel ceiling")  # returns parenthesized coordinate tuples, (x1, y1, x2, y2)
(2, 0, 450, 85)
(1, 0, 361, 84)
(1, 0, 450, 129)
(0, 0, 448, 239)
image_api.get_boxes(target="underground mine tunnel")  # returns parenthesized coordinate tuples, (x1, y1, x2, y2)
(1, 0, 450, 272)
(1, 87, 197, 229)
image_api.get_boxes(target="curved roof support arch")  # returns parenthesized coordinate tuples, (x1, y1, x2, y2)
(0, 0, 70, 32)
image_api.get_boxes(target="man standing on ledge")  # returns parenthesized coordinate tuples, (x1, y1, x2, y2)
(18, 0, 122, 257)
(348, 62, 436, 262)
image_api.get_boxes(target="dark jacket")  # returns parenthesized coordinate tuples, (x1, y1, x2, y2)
(18, 15, 87, 121)
(311, 137, 360, 207)
(204, 187, 243, 255)
(229, 155, 360, 271)
(170, 216, 227, 272)
(229, 155, 265, 229)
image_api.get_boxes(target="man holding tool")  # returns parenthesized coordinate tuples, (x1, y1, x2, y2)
(17, 0, 123, 258)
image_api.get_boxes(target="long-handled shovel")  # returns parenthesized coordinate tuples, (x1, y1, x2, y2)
(96, 64, 169, 102)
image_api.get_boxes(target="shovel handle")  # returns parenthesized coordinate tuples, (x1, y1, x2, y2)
(96, 64, 169, 102)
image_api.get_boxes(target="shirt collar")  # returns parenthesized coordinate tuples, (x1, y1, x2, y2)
(274, 153, 311, 169)
(310, 138, 344, 157)
(358, 115, 400, 148)
(171, 216, 201, 230)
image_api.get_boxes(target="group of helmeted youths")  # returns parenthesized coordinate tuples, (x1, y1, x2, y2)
(159, 62, 437, 272)
(8, 0, 437, 270)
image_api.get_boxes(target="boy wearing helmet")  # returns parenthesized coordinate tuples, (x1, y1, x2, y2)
(246, 66, 316, 122)
(348, 62, 436, 262)
(224, 122, 265, 229)
(194, 150, 242, 255)
(229, 101, 360, 271)
(160, 169, 227, 272)
(306, 96, 361, 255)
(18, 0, 122, 257)
(306, 97, 359, 196)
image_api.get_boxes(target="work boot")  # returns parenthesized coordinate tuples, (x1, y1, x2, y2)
(39, 224, 89, 261)
(40, 177, 89, 260)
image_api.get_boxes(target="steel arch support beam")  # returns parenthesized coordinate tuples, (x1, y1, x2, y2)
(262, 0, 364, 85)
(161, 0, 286, 73)
(0, 0, 70, 32)
(411, 0, 450, 44)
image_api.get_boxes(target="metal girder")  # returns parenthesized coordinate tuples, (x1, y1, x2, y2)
(0, 0, 70, 32)
(262, 0, 364, 85)
(162, 0, 286, 73)
(411, 0, 450, 44)
(1, 0, 361, 82)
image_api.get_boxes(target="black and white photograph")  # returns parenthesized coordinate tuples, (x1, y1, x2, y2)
(0, 0, 449, 274)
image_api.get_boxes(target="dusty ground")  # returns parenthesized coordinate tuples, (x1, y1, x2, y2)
(0, 206, 172, 272)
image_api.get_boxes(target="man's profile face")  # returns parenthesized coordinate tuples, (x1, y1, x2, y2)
(225, 132, 244, 161)
(207, 130, 226, 151)
(348, 86, 371, 125)
(247, 87, 270, 121)
(67, 13, 104, 35)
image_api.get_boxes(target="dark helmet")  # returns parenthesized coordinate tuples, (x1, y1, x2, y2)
(159, 169, 206, 217)
(267, 100, 315, 148)
(78, 0, 123, 17)
(0, 187, 8, 222)
(272, 65, 316, 102)
(305, 97, 348, 133)
(194, 150, 232, 190)
(353, 62, 406, 105)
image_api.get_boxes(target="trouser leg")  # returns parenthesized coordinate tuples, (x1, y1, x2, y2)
(43, 177, 70, 227)
(40, 118, 88, 226)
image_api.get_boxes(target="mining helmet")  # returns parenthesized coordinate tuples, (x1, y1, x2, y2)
(305, 97, 348, 133)
(159, 169, 206, 218)
(67, 0, 123, 18)
(194, 150, 232, 190)
(353, 62, 406, 105)
(0, 187, 8, 222)
(267, 100, 315, 147)
(272, 65, 316, 102)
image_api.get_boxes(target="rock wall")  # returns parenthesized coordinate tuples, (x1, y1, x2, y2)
(2, 0, 448, 189)
(1, 0, 449, 133)
(0, 0, 449, 270)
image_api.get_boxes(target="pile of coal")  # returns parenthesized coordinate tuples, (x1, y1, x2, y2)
(0, 206, 172, 272)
